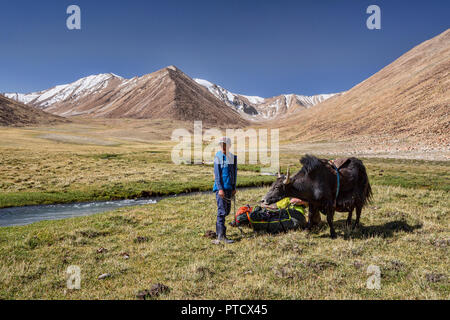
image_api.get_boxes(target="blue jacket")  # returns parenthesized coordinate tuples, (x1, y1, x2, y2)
(213, 151, 237, 192)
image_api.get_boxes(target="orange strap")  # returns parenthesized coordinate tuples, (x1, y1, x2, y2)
(245, 210, 253, 229)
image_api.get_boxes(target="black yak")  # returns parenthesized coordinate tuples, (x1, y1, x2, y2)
(262, 155, 372, 238)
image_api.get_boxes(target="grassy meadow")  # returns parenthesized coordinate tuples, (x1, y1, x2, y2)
(0, 121, 448, 299)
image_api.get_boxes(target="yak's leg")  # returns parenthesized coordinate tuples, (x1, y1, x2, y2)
(353, 206, 362, 229)
(307, 205, 320, 230)
(327, 207, 337, 239)
(346, 208, 353, 227)
(307, 205, 315, 230)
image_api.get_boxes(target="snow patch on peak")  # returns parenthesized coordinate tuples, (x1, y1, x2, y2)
(194, 78, 236, 103)
(194, 78, 214, 88)
(34, 74, 115, 107)
(109, 73, 123, 79)
(4, 92, 40, 104)
(241, 95, 265, 104)
(284, 94, 292, 108)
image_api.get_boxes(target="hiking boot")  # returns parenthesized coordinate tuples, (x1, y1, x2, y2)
(219, 235, 234, 244)
(211, 235, 234, 245)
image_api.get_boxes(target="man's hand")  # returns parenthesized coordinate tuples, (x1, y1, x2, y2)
(232, 189, 237, 196)
(290, 198, 307, 206)
(218, 190, 225, 199)
(261, 202, 277, 210)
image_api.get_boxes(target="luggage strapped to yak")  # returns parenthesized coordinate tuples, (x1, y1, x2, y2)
(231, 199, 307, 234)
(246, 207, 294, 233)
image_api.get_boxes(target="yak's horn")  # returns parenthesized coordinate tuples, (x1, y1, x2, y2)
(277, 167, 281, 178)
(283, 166, 291, 184)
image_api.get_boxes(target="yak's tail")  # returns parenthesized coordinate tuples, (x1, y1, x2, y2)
(359, 160, 373, 207)
(364, 180, 373, 207)
(351, 158, 373, 207)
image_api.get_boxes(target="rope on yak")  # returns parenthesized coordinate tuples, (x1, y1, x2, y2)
(225, 194, 244, 237)
(335, 166, 340, 200)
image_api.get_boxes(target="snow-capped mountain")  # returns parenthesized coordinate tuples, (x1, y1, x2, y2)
(194, 78, 339, 119)
(4, 66, 339, 121)
(5, 73, 123, 109)
(4, 66, 247, 125)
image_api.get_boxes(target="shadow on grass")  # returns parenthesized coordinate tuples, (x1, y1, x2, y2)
(228, 219, 422, 241)
(333, 219, 423, 239)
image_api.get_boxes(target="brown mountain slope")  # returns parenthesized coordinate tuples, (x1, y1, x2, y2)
(279, 29, 450, 149)
(41, 66, 248, 126)
(0, 95, 67, 127)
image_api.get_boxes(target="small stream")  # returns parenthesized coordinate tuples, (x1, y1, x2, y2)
(0, 198, 159, 227)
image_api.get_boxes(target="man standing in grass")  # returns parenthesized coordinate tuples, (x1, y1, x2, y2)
(212, 137, 237, 244)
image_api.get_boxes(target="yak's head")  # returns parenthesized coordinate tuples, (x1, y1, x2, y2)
(261, 155, 323, 205)
(261, 167, 293, 205)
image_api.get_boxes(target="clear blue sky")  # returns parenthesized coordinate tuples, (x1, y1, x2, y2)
(0, 0, 448, 96)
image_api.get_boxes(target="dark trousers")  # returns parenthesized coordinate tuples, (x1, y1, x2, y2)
(215, 190, 232, 237)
